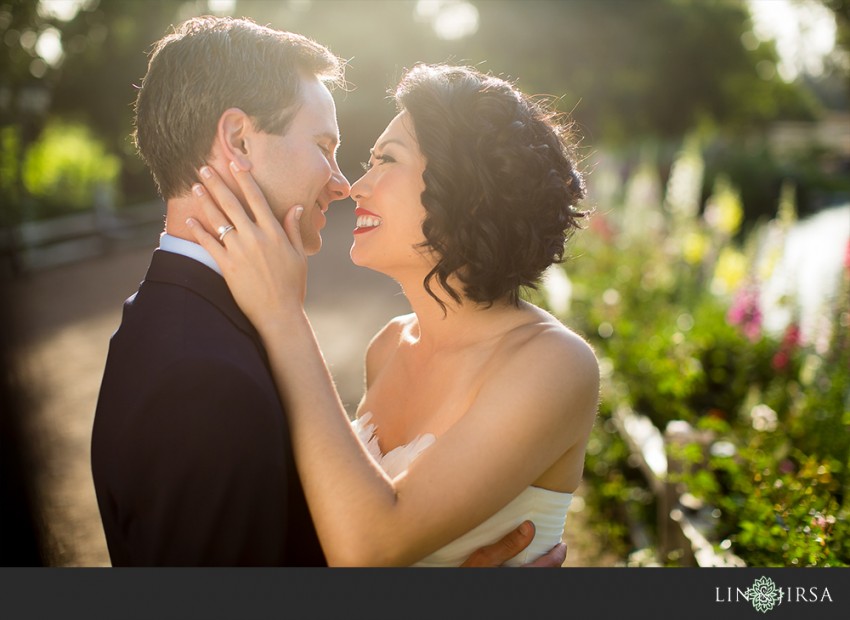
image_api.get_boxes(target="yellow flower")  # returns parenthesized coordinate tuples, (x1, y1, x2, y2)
(711, 247, 747, 295)
(704, 176, 743, 236)
(683, 231, 709, 264)
(777, 181, 798, 228)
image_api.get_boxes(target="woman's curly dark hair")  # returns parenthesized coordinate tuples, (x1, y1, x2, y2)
(394, 64, 587, 310)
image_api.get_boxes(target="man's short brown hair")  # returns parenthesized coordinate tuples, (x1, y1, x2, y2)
(133, 16, 343, 199)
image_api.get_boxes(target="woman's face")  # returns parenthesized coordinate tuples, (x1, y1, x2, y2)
(349, 112, 432, 275)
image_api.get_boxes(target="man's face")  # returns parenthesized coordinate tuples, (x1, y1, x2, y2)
(248, 76, 350, 255)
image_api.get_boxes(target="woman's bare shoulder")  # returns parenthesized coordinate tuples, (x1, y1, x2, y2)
(534, 315, 598, 374)
(489, 305, 600, 414)
(458, 306, 598, 482)
(511, 303, 596, 363)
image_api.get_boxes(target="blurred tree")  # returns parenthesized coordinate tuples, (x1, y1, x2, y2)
(2, 0, 178, 213)
(46, 0, 182, 202)
(0, 0, 53, 138)
(823, 0, 849, 41)
(465, 0, 817, 144)
(1, 0, 829, 214)
(2, 0, 57, 229)
(821, 0, 850, 92)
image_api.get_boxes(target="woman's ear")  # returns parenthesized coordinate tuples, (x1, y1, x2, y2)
(215, 107, 254, 171)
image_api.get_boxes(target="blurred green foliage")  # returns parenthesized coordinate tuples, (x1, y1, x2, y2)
(20, 119, 119, 219)
(685, 419, 850, 566)
(539, 139, 850, 566)
(0, 126, 23, 226)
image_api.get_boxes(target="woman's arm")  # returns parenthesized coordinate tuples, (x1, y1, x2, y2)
(187, 163, 598, 566)
(259, 308, 596, 567)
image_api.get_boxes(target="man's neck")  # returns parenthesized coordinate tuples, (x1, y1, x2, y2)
(163, 194, 198, 242)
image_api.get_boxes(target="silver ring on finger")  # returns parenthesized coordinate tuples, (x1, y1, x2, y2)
(217, 224, 236, 242)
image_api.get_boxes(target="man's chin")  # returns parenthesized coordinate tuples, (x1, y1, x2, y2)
(302, 236, 322, 256)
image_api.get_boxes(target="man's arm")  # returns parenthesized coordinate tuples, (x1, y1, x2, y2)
(459, 521, 567, 567)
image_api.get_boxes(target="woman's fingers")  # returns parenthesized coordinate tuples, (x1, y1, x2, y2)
(197, 164, 254, 231)
(192, 183, 234, 241)
(283, 204, 306, 258)
(227, 160, 281, 231)
(185, 216, 227, 266)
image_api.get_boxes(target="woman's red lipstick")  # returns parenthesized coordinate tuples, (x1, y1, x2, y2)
(354, 207, 382, 235)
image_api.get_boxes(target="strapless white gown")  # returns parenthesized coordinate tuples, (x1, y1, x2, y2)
(352, 412, 573, 567)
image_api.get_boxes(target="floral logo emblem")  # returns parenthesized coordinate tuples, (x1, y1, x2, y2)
(745, 576, 781, 613)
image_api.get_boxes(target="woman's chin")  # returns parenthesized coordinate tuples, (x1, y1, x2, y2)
(350, 247, 394, 278)
(349, 245, 370, 268)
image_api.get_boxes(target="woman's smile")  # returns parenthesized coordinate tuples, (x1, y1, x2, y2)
(354, 206, 383, 235)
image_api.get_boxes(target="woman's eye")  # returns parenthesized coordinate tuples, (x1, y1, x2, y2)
(361, 154, 395, 172)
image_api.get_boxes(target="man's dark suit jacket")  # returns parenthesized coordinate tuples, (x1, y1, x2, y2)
(91, 249, 324, 566)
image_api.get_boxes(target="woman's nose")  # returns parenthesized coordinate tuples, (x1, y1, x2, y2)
(350, 173, 370, 201)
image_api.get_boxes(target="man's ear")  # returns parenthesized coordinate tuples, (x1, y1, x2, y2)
(215, 107, 254, 171)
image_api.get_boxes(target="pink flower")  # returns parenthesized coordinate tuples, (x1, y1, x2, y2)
(778, 459, 795, 474)
(727, 284, 762, 342)
(772, 322, 801, 371)
(784, 323, 802, 348)
(844, 237, 850, 273)
(772, 351, 789, 371)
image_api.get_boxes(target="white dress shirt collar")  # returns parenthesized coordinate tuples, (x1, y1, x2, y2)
(158, 233, 222, 276)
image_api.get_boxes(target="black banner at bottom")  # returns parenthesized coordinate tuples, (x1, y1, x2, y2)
(2, 567, 848, 619)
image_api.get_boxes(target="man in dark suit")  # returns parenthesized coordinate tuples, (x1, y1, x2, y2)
(91, 16, 562, 566)
(91, 17, 342, 565)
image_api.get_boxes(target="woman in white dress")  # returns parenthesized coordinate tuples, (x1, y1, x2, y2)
(187, 64, 599, 566)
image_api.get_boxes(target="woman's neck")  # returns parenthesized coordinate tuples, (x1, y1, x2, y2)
(395, 271, 517, 353)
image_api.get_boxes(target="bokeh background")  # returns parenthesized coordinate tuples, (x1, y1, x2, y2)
(1, 0, 848, 567)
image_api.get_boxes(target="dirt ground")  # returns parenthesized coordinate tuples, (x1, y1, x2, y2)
(9, 207, 619, 567)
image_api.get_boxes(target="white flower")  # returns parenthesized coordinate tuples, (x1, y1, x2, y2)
(664, 135, 704, 221)
(622, 160, 665, 239)
(710, 441, 737, 458)
(751, 404, 778, 432)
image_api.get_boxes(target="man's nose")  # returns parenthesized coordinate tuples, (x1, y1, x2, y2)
(328, 170, 351, 202)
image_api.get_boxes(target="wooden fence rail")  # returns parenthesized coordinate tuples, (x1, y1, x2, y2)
(1, 201, 164, 274)
(612, 404, 746, 567)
